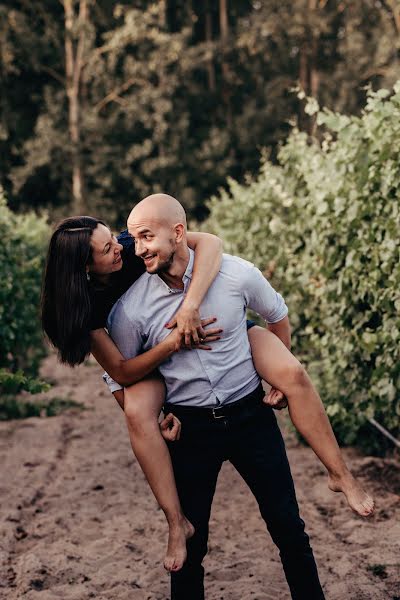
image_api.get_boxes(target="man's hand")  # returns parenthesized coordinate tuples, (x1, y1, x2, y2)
(165, 303, 218, 347)
(159, 413, 182, 441)
(263, 387, 288, 410)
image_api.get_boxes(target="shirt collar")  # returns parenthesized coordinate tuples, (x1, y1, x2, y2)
(155, 247, 194, 294)
(183, 248, 194, 283)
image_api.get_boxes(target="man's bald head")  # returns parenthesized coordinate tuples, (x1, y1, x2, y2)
(127, 193, 187, 230)
(127, 193, 188, 275)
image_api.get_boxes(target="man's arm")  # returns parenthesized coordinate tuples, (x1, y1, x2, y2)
(268, 315, 291, 350)
(242, 262, 289, 326)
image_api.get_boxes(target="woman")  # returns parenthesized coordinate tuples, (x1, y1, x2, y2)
(42, 216, 374, 571)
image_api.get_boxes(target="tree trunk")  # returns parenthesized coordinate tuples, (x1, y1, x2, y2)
(205, 0, 216, 92)
(220, 0, 229, 40)
(299, 41, 309, 94)
(63, 0, 87, 214)
(386, 0, 400, 35)
(219, 0, 232, 129)
(309, 0, 320, 101)
(299, 0, 321, 135)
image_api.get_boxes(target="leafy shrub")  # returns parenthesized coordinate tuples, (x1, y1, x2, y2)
(202, 85, 400, 451)
(0, 188, 50, 400)
(0, 395, 83, 421)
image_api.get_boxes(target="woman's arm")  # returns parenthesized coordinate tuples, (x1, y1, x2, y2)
(166, 231, 223, 345)
(90, 316, 221, 388)
(90, 328, 175, 387)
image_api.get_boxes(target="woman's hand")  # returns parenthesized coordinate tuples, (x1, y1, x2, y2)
(165, 304, 219, 347)
(165, 317, 222, 353)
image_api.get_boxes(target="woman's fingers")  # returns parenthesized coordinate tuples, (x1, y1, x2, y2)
(165, 316, 177, 329)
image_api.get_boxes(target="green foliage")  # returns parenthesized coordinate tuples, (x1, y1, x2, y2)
(203, 84, 400, 452)
(0, 188, 50, 396)
(0, 395, 83, 421)
(0, 369, 50, 395)
(1, 1, 400, 223)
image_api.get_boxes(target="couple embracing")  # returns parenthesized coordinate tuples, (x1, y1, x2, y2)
(42, 193, 373, 599)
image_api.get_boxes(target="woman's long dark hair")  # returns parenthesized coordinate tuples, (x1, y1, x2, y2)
(41, 216, 107, 366)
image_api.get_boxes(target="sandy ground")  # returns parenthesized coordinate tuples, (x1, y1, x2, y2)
(1, 355, 399, 600)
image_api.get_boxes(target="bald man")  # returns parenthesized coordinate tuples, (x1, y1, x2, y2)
(104, 194, 325, 600)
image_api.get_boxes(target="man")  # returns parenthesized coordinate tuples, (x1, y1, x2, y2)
(105, 193, 325, 599)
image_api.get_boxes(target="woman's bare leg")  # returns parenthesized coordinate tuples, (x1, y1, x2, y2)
(248, 326, 374, 517)
(120, 376, 194, 571)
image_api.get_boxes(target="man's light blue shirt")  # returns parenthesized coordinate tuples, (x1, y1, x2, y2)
(104, 250, 288, 407)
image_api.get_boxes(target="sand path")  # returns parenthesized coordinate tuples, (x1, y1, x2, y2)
(1, 356, 399, 599)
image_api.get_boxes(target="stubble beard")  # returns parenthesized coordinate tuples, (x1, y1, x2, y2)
(148, 247, 175, 275)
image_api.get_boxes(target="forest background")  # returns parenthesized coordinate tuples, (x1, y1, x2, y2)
(1, 0, 399, 453)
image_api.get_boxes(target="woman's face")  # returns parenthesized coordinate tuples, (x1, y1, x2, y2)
(88, 224, 124, 276)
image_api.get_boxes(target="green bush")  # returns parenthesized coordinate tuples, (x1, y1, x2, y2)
(0, 394, 83, 421)
(0, 188, 50, 399)
(202, 85, 400, 452)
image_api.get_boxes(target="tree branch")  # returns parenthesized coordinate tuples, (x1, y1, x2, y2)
(384, 0, 400, 35)
(41, 65, 65, 85)
(94, 77, 144, 112)
(362, 65, 390, 80)
(73, 0, 88, 92)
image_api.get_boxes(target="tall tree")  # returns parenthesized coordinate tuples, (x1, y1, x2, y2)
(1, 0, 400, 223)
(63, 0, 88, 213)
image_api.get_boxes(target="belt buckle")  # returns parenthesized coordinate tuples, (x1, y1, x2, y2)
(212, 406, 225, 419)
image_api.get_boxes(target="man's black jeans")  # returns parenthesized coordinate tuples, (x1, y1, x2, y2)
(165, 385, 325, 600)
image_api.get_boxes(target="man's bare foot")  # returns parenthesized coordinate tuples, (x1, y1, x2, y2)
(328, 472, 375, 517)
(164, 517, 195, 572)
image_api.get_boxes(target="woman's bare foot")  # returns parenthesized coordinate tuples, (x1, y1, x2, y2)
(164, 517, 195, 572)
(328, 472, 375, 517)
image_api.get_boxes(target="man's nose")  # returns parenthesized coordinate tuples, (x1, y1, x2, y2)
(116, 242, 123, 252)
(135, 238, 145, 256)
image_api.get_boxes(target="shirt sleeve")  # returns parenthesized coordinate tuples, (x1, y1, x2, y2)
(242, 264, 288, 323)
(102, 300, 144, 393)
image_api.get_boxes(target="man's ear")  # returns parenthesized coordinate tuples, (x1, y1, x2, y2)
(174, 223, 185, 243)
